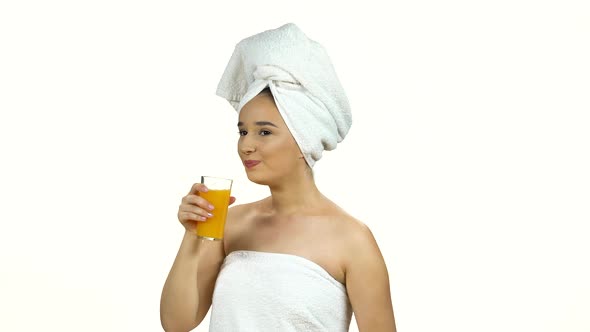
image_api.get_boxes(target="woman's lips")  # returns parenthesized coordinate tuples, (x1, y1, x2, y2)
(244, 160, 261, 168)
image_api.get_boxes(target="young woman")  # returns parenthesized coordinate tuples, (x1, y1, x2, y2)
(161, 24, 396, 332)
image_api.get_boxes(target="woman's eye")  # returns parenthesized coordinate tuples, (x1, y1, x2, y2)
(238, 130, 247, 136)
(260, 130, 272, 136)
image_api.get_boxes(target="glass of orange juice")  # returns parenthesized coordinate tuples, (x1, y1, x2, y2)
(197, 176, 233, 241)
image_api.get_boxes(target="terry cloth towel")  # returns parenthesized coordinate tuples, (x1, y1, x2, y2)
(209, 250, 353, 331)
(216, 23, 352, 168)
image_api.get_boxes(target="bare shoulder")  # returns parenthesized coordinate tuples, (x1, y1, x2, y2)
(226, 197, 269, 220)
(328, 203, 376, 245)
(345, 220, 379, 251)
(223, 197, 270, 254)
(328, 206, 385, 273)
(332, 209, 396, 330)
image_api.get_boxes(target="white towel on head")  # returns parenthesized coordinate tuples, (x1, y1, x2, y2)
(216, 23, 352, 168)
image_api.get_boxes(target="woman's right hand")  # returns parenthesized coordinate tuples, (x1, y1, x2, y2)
(177, 183, 236, 233)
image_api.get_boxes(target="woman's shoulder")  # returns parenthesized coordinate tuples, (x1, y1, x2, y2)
(225, 197, 270, 233)
(223, 197, 271, 254)
(227, 196, 270, 217)
(323, 199, 369, 230)
(324, 201, 379, 253)
(316, 200, 383, 280)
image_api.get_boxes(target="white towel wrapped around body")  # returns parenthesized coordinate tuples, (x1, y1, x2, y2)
(216, 23, 352, 168)
(209, 250, 353, 331)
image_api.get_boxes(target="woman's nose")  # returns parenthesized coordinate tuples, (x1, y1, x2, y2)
(239, 139, 256, 155)
(242, 145, 255, 154)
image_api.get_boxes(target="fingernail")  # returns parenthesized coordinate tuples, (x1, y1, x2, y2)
(208, 204, 214, 211)
(207, 213, 213, 218)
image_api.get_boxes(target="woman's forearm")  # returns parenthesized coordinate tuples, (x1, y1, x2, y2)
(160, 231, 201, 332)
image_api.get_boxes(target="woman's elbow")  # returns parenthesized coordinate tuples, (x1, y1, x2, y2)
(160, 313, 197, 332)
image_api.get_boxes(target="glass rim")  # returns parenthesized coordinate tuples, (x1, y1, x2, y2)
(201, 175, 233, 182)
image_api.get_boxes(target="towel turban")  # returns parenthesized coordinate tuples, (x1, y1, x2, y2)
(216, 23, 352, 168)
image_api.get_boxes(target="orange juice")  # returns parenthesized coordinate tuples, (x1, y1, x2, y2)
(196, 189, 231, 240)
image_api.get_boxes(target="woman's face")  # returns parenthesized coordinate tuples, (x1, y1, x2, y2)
(237, 91, 305, 185)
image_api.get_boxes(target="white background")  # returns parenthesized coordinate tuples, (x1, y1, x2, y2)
(1, 1, 588, 331)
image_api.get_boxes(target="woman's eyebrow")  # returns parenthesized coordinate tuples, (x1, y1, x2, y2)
(237, 121, 278, 128)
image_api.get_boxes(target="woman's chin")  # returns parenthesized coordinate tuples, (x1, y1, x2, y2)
(246, 173, 268, 186)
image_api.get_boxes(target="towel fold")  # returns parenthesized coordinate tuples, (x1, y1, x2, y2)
(216, 23, 352, 168)
(209, 250, 352, 331)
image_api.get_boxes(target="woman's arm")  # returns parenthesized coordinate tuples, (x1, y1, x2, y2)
(160, 230, 225, 332)
(345, 225, 397, 332)
(160, 183, 235, 331)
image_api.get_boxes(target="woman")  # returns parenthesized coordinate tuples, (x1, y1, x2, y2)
(160, 24, 396, 332)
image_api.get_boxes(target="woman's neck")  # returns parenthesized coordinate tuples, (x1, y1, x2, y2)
(266, 173, 324, 216)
